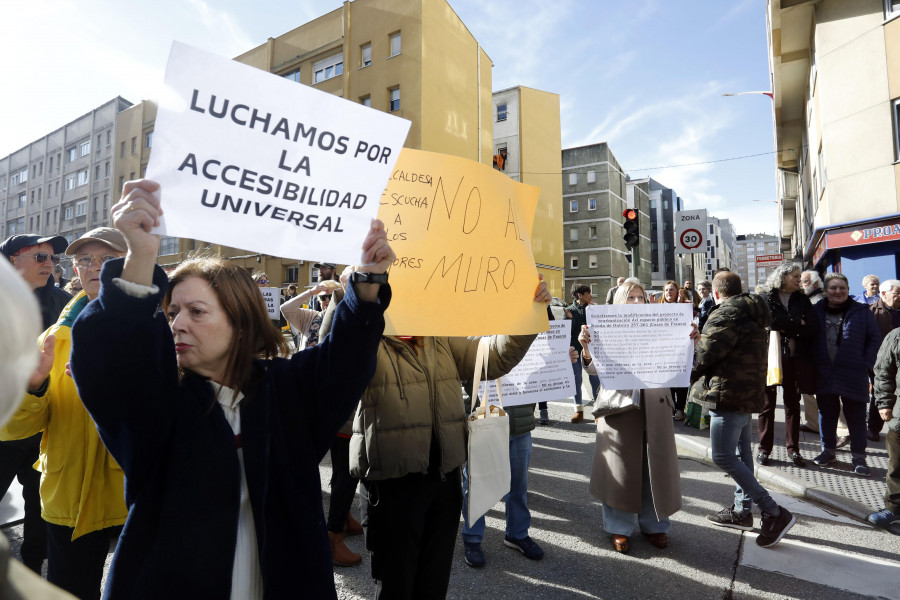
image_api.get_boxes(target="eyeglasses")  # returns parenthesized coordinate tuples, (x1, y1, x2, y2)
(18, 252, 60, 264)
(75, 254, 118, 269)
(320, 294, 332, 300)
(257, 279, 269, 285)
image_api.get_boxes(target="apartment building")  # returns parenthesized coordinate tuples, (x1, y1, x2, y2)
(769, 0, 900, 287)
(688, 216, 736, 282)
(562, 143, 650, 300)
(492, 86, 564, 298)
(732, 233, 782, 291)
(1, 97, 133, 270)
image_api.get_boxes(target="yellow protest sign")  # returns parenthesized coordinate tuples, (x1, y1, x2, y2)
(377, 148, 548, 336)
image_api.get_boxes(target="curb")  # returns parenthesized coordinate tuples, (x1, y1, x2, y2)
(674, 433, 876, 521)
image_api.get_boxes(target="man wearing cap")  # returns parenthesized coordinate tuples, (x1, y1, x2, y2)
(0, 233, 71, 574)
(1, 227, 128, 598)
(311, 262, 339, 312)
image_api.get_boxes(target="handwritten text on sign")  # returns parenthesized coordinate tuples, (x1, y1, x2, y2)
(146, 41, 410, 265)
(585, 303, 694, 389)
(377, 148, 546, 336)
(478, 321, 576, 407)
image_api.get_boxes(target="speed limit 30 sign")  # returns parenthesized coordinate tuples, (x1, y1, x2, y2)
(674, 209, 707, 254)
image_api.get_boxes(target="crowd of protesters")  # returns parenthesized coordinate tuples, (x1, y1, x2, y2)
(2, 183, 899, 600)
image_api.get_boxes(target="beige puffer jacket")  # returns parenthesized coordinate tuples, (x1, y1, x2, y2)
(350, 334, 535, 480)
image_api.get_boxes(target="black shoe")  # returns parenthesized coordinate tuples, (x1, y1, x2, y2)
(835, 436, 850, 449)
(707, 507, 754, 531)
(756, 450, 770, 466)
(463, 541, 485, 568)
(503, 536, 544, 560)
(789, 452, 806, 467)
(757, 506, 796, 548)
(867, 431, 880, 442)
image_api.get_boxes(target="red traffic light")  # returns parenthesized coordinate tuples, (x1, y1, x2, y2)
(623, 209, 637, 220)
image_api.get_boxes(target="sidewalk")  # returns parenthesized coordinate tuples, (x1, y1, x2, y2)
(672, 398, 890, 520)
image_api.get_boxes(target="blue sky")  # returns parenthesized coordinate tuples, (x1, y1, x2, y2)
(0, 0, 778, 235)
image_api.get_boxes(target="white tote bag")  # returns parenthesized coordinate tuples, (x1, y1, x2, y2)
(766, 330, 783, 386)
(466, 337, 511, 525)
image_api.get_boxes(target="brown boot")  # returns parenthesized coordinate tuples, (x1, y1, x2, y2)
(328, 531, 362, 567)
(344, 512, 363, 536)
(571, 411, 584, 423)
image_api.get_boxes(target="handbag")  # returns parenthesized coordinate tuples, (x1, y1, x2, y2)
(466, 337, 511, 525)
(766, 330, 783, 386)
(589, 385, 641, 419)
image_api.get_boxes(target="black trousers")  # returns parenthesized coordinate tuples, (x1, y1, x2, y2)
(327, 436, 360, 533)
(46, 522, 122, 600)
(0, 437, 46, 573)
(886, 429, 900, 514)
(672, 387, 689, 412)
(360, 468, 462, 600)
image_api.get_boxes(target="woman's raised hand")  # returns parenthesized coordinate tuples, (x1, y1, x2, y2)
(113, 180, 163, 287)
(357, 219, 395, 275)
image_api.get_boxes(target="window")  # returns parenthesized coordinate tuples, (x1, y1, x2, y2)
(55, 181, 59, 195)
(49, 156, 53, 171)
(18, 193, 26, 207)
(8, 218, 25, 235)
(120, 141, 126, 158)
(65, 175, 76, 191)
(588, 198, 597, 210)
(568, 173, 577, 185)
(569, 200, 578, 212)
(389, 87, 400, 112)
(103, 193, 108, 209)
(570, 228, 578, 241)
(313, 53, 344, 83)
(570, 257, 579, 269)
(886, 0, 900, 19)
(590, 284, 599, 296)
(39, 161, 43, 175)
(360, 95, 371, 107)
(38, 188, 41, 201)
(360, 43, 372, 67)
(10, 167, 27, 185)
(106, 130, 111, 146)
(389, 32, 401, 57)
(80, 141, 90, 156)
(67, 147, 77, 162)
(145, 132, 153, 148)
(65, 206, 74, 220)
(284, 265, 299, 283)
(589, 225, 597, 238)
(650, 199, 656, 209)
(159, 236, 179, 256)
(709, 224, 714, 234)
(119, 176, 125, 192)
(95, 165, 100, 180)
(587, 171, 596, 183)
(75, 200, 87, 217)
(130, 172, 135, 181)
(77, 169, 89, 186)
(131, 137, 137, 154)
(283, 69, 300, 82)
(105, 162, 110, 177)
(589, 254, 598, 268)
(497, 103, 507, 122)
(30, 191, 35, 203)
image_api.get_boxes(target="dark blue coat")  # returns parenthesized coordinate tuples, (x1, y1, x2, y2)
(811, 300, 880, 402)
(71, 259, 388, 600)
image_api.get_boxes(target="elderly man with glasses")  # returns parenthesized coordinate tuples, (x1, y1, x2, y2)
(0, 233, 71, 574)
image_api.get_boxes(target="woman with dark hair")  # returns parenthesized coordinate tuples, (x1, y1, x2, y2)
(810, 272, 880, 475)
(757, 262, 818, 467)
(70, 179, 393, 599)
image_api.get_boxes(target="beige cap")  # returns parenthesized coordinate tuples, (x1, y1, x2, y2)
(65, 227, 127, 256)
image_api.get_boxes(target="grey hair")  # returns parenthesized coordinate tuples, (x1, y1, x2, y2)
(880, 279, 900, 293)
(764, 261, 802, 291)
(863, 274, 880, 286)
(802, 270, 822, 287)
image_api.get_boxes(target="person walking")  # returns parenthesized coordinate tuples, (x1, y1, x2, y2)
(568, 284, 601, 423)
(867, 279, 900, 442)
(810, 273, 881, 476)
(869, 326, 900, 532)
(758, 263, 818, 467)
(693, 271, 797, 548)
(799, 270, 826, 433)
(662, 280, 690, 420)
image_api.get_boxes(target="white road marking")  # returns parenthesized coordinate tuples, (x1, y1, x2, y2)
(769, 491, 862, 527)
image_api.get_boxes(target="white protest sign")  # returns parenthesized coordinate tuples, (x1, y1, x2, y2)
(585, 303, 694, 389)
(478, 321, 576, 407)
(147, 41, 411, 265)
(260, 288, 280, 320)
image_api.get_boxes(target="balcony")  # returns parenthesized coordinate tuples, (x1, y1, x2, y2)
(778, 169, 799, 241)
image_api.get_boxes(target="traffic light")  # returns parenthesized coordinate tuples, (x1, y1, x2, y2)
(622, 208, 639, 249)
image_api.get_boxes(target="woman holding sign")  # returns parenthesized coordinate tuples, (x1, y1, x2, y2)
(579, 280, 684, 554)
(69, 179, 393, 599)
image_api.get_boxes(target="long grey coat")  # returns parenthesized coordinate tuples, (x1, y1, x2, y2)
(587, 364, 682, 517)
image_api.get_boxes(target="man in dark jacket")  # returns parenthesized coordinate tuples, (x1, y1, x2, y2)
(0, 233, 70, 573)
(870, 327, 900, 532)
(691, 271, 796, 548)
(567, 283, 600, 422)
(868, 280, 900, 441)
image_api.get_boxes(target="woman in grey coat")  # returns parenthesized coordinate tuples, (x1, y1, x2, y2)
(578, 280, 684, 553)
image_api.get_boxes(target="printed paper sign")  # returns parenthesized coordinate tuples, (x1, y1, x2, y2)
(377, 148, 547, 336)
(147, 41, 411, 265)
(585, 303, 694, 389)
(260, 288, 280, 320)
(478, 321, 576, 407)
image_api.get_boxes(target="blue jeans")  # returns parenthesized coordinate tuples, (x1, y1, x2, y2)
(572, 352, 601, 408)
(709, 409, 778, 516)
(601, 442, 669, 536)
(461, 432, 532, 542)
(818, 394, 868, 458)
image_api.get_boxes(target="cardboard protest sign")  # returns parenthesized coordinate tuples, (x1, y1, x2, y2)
(585, 303, 694, 389)
(259, 288, 280, 320)
(478, 321, 576, 407)
(147, 41, 410, 265)
(377, 148, 547, 336)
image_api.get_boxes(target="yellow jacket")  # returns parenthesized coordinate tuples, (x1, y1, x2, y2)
(0, 292, 127, 539)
